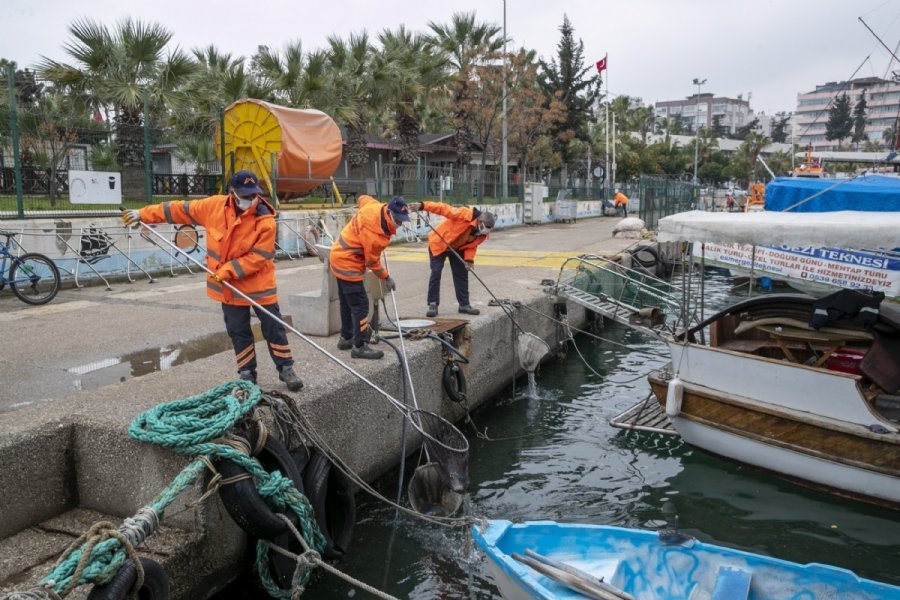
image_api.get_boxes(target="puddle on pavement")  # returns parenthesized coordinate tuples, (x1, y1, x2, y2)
(67, 331, 234, 391)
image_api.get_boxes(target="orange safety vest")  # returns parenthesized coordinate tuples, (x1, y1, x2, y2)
(614, 192, 629, 206)
(138, 195, 280, 306)
(423, 201, 488, 263)
(329, 195, 396, 282)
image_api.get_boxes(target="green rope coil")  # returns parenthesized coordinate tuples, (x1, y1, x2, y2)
(32, 381, 324, 599)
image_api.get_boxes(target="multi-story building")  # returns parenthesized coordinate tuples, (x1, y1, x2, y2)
(795, 76, 900, 151)
(654, 93, 755, 136)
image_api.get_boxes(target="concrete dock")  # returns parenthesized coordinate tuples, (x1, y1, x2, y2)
(0, 215, 639, 599)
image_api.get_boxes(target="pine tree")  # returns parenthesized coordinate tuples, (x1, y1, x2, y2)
(538, 15, 599, 168)
(825, 94, 853, 148)
(851, 91, 869, 146)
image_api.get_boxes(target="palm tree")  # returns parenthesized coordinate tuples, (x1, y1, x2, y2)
(379, 26, 448, 163)
(38, 18, 196, 172)
(252, 41, 331, 110)
(427, 11, 503, 166)
(735, 132, 769, 182)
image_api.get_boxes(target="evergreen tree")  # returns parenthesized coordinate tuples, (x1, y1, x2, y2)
(770, 115, 790, 143)
(852, 91, 868, 146)
(538, 15, 599, 167)
(825, 94, 853, 148)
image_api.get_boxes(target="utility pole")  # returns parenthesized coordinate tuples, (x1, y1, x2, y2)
(501, 0, 508, 201)
(692, 78, 707, 185)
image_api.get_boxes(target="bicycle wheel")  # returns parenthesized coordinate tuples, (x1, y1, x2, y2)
(9, 253, 61, 305)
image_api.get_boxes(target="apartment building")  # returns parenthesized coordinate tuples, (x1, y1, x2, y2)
(795, 76, 900, 151)
(654, 93, 754, 135)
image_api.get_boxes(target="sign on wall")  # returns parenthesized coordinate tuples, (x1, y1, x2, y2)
(68, 170, 122, 204)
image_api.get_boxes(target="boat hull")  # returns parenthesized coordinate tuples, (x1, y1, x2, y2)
(649, 343, 900, 507)
(473, 520, 900, 600)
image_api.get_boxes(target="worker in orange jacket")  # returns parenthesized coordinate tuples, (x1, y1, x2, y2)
(614, 189, 629, 217)
(418, 201, 495, 318)
(122, 170, 303, 391)
(329, 195, 411, 359)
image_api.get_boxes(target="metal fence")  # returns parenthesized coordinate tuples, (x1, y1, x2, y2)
(637, 175, 697, 229)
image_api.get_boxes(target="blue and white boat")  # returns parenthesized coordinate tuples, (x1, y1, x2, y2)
(472, 520, 900, 600)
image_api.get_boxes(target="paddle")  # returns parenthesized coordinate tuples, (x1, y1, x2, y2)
(511, 552, 632, 600)
(524, 549, 635, 600)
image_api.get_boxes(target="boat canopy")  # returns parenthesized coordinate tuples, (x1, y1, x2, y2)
(766, 175, 900, 212)
(657, 210, 900, 249)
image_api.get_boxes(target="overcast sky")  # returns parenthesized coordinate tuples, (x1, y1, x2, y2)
(5, 0, 900, 114)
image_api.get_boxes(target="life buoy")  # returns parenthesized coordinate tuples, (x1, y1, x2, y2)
(302, 450, 356, 559)
(87, 557, 169, 600)
(442, 362, 467, 403)
(217, 428, 304, 542)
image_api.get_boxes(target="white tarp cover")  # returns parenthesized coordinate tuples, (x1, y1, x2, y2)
(658, 210, 900, 249)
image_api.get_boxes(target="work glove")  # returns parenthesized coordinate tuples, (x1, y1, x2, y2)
(407, 201, 423, 212)
(122, 209, 141, 228)
(383, 276, 396, 291)
(213, 268, 232, 283)
(465, 262, 475, 272)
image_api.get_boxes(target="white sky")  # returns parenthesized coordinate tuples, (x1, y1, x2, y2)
(5, 0, 900, 115)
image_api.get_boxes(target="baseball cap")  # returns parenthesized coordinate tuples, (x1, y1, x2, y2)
(480, 211, 496, 229)
(229, 170, 263, 196)
(387, 196, 410, 223)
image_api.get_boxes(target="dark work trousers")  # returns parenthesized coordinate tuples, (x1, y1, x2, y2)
(221, 302, 294, 376)
(337, 278, 371, 347)
(428, 249, 469, 307)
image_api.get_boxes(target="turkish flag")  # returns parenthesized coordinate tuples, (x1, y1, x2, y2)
(595, 55, 607, 73)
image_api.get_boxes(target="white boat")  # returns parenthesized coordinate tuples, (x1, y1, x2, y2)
(650, 210, 900, 508)
(472, 520, 900, 600)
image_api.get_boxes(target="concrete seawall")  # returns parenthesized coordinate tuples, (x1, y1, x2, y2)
(0, 215, 635, 599)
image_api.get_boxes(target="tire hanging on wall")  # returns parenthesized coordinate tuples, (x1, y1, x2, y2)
(301, 449, 356, 559)
(87, 557, 170, 600)
(628, 245, 664, 278)
(442, 361, 467, 403)
(217, 428, 305, 542)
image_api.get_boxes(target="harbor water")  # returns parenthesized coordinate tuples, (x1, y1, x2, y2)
(225, 276, 900, 599)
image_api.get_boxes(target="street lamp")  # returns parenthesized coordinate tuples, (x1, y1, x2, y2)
(692, 78, 706, 186)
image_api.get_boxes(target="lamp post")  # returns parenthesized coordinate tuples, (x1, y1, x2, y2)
(501, 0, 508, 200)
(692, 78, 706, 185)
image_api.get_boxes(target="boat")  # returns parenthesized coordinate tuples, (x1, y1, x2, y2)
(649, 209, 900, 508)
(472, 519, 900, 600)
(792, 146, 826, 178)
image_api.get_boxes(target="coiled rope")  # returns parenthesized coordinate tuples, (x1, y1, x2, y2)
(2, 381, 324, 600)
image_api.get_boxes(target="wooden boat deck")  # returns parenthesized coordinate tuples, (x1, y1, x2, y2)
(609, 395, 678, 436)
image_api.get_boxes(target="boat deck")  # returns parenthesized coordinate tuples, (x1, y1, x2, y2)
(609, 395, 678, 435)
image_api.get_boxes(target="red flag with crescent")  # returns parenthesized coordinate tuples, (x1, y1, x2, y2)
(595, 55, 607, 73)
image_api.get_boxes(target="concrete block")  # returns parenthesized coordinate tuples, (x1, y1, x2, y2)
(0, 422, 76, 539)
(288, 244, 341, 336)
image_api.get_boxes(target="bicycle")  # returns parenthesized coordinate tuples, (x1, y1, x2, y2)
(0, 230, 61, 305)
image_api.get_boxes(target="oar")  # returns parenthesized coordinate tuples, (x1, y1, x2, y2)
(511, 553, 625, 600)
(524, 549, 635, 600)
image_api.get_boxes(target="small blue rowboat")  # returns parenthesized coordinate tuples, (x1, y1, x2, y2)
(472, 520, 900, 600)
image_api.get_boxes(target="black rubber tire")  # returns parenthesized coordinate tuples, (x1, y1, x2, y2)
(302, 450, 356, 559)
(9, 253, 60, 305)
(87, 557, 170, 600)
(442, 362, 467, 403)
(629, 246, 660, 269)
(217, 432, 304, 542)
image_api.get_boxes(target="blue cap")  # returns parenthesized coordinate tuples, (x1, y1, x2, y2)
(229, 170, 263, 195)
(387, 196, 410, 222)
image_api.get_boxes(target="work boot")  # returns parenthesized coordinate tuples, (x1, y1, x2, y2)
(426, 303, 438, 318)
(458, 305, 480, 315)
(238, 369, 257, 384)
(278, 366, 304, 392)
(337, 336, 353, 350)
(351, 343, 384, 360)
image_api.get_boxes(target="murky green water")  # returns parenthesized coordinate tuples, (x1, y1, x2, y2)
(226, 277, 900, 599)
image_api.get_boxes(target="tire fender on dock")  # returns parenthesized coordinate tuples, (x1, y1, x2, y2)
(302, 450, 356, 559)
(87, 557, 170, 600)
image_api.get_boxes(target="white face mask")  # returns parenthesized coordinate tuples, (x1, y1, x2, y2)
(477, 223, 491, 236)
(234, 193, 255, 210)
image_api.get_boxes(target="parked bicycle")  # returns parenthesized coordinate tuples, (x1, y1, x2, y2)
(0, 230, 61, 305)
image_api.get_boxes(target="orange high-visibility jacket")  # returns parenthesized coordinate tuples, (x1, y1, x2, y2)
(614, 192, 629, 206)
(423, 201, 489, 263)
(138, 195, 279, 306)
(329, 195, 397, 282)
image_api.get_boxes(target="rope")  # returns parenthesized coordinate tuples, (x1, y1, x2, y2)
(0, 381, 324, 600)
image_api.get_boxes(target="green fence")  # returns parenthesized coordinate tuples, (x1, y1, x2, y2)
(637, 175, 697, 229)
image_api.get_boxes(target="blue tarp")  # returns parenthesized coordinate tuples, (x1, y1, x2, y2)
(765, 175, 900, 212)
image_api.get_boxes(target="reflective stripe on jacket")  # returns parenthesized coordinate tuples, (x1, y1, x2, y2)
(139, 195, 280, 306)
(329, 195, 396, 282)
(423, 201, 488, 263)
